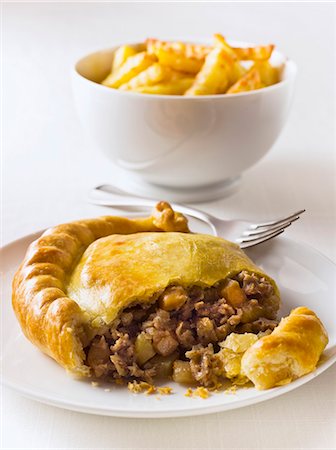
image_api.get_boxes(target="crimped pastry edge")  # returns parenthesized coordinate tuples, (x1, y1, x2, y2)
(12, 202, 189, 376)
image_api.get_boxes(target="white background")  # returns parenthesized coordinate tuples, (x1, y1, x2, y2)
(2, 2, 336, 449)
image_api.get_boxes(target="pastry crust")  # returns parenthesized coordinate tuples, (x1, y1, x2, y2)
(12, 202, 189, 376)
(67, 231, 277, 326)
(241, 306, 329, 389)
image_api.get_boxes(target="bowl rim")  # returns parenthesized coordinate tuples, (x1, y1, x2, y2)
(72, 40, 297, 100)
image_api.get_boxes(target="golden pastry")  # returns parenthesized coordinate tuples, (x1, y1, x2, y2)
(241, 306, 329, 389)
(12, 202, 281, 384)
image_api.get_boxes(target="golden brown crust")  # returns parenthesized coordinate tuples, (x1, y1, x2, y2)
(67, 231, 278, 326)
(12, 202, 189, 376)
(241, 306, 329, 389)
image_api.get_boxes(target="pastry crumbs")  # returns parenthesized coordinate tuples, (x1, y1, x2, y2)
(127, 382, 173, 396)
(128, 381, 144, 393)
(185, 387, 210, 399)
(127, 381, 157, 394)
(194, 387, 210, 399)
(184, 388, 193, 397)
(224, 385, 237, 395)
(145, 384, 157, 395)
(157, 387, 173, 395)
(91, 381, 99, 388)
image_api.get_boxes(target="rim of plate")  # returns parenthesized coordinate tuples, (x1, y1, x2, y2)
(3, 359, 335, 418)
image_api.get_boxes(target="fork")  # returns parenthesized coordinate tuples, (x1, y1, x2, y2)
(88, 185, 305, 249)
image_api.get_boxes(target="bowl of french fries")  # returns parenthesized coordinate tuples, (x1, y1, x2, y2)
(72, 34, 296, 196)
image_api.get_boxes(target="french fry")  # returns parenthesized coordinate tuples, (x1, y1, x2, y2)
(185, 45, 246, 96)
(155, 47, 204, 74)
(112, 45, 138, 72)
(252, 61, 280, 86)
(102, 52, 156, 88)
(134, 78, 194, 95)
(213, 33, 246, 87)
(147, 38, 209, 60)
(101, 35, 281, 95)
(119, 63, 173, 90)
(214, 34, 274, 61)
(159, 48, 204, 74)
(232, 44, 274, 61)
(147, 39, 205, 74)
(147, 38, 182, 54)
(185, 47, 231, 95)
(213, 33, 238, 59)
(184, 43, 210, 60)
(230, 62, 246, 85)
(227, 68, 264, 94)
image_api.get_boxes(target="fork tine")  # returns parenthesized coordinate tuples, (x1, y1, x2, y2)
(238, 224, 290, 244)
(240, 229, 285, 249)
(244, 217, 299, 237)
(252, 209, 305, 229)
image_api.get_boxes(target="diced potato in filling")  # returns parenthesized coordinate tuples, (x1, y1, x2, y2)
(145, 352, 179, 378)
(84, 271, 279, 386)
(220, 279, 246, 307)
(173, 360, 196, 384)
(135, 332, 155, 366)
(159, 286, 188, 311)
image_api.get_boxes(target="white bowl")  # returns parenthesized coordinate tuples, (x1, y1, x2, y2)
(72, 42, 296, 196)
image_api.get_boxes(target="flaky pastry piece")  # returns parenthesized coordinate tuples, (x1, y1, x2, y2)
(12, 202, 189, 377)
(241, 307, 328, 389)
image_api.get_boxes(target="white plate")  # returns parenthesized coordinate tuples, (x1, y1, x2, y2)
(1, 229, 336, 418)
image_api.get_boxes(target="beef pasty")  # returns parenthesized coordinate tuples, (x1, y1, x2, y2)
(12, 202, 280, 384)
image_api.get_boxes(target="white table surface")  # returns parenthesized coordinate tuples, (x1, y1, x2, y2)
(2, 2, 336, 449)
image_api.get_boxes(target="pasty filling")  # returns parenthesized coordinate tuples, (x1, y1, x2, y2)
(84, 270, 280, 386)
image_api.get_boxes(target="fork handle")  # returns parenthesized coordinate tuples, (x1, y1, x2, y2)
(90, 186, 219, 223)
(88, 198, 217, 232)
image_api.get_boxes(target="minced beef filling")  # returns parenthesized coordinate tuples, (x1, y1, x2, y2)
(85, 271, 280, 385)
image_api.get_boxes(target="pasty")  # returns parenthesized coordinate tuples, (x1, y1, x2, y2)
(12, 202, 280, 384)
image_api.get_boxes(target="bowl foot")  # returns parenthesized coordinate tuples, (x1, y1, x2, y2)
(107, 173, 241, 203)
